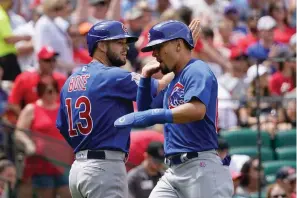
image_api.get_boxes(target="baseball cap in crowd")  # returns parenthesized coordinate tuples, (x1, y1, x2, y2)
(276, 166, 296, 181)
(224, 4, 238, 15)
(37, 46, 59, 60)
(246, 64, 268, 83)
(146, 141, 165, 164)
(231, 171, 242, 180)
(257, 16, 276, 31)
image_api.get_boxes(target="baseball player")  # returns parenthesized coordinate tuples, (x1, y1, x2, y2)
(55, 20, 165, 198)
(115, 20, 234, 198)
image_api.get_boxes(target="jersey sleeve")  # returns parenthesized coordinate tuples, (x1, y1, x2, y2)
(56, 92, 72, 146)
(108, 69, 158, 101)
(183, 63, 214, 107)
(151, 88, 166, 109)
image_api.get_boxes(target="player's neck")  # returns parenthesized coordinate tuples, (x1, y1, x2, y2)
(174, 53, 192, 74)
(92, 54, 111, 66)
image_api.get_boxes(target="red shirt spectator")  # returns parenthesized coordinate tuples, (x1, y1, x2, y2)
(8, 46, 66, 117)
(269, 71, 294, 95)
(8, 71, 66, 106)
(236, 33, 258, 52)
(126, 130, 164, 172)
(274, 26, 296, 44)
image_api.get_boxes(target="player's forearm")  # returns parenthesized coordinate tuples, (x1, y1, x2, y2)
(137, 77, 153, 111)
(157, 73, 174, 93)
(171, 101, 206, 123)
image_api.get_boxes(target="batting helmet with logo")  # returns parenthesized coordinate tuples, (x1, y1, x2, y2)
(141, 20, 194, 52)
(87, 20, 138, 56)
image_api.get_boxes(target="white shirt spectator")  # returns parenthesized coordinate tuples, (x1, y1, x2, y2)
(183, 0, 229, 29)
(34, 15, 74, 75)
(218, 83, 238, 130)
(8, 10, 26, 30)
(13, 21, 36, 71)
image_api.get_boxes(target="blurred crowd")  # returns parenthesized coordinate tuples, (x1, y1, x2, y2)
(0, 0, 296, 197)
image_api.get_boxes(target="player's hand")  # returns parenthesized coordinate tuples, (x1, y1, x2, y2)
(189, 19, 201, 45)
(141, 59, 161, 78)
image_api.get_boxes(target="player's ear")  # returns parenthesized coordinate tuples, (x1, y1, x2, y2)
(176, 39, 182, 52)
(97, 42, 107, 53)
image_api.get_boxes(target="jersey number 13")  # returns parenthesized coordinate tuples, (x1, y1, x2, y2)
(65, 96, 93, 137)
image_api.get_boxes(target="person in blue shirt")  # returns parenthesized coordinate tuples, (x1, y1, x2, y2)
(55, 20, 165, 198)
(56, 19, 201, 198)
(115, 20, 234, 198)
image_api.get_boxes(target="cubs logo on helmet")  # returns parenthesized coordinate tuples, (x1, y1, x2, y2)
(168, 82, 185, 109)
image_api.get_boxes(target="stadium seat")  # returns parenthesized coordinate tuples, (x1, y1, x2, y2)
(276, 146, 296, 160)
(229, 147, 274, 161)
(274, 129, 296, 148)
(263, 160, 296, 184)
(220, 129, 271, 148)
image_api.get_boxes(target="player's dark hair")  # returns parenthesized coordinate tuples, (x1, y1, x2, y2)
(37, 78, 59, 98)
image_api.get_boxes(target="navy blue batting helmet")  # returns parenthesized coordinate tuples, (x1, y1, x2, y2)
(87, 20, 138, 56)
(141, 20, 194, 52)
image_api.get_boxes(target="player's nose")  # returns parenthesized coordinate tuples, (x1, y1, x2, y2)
(152, 49, 158, 58)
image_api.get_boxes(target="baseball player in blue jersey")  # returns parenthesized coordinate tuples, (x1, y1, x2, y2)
(115, 20, 234, 198)
(55, 20, 174, 198)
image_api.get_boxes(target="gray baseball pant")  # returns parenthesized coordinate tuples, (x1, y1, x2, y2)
(149, 150, 234, 198)
(69, 150, 128, 198)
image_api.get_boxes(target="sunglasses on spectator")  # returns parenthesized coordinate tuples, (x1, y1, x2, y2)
(94, 0, 110, 7)
(45, 88, 56, 95)
(41, 58, 56, 63)
(271, 194, 287, 198)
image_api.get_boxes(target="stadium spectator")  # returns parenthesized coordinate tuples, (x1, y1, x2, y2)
(7, 46, 66, 119)
(247, 16, 277, 62)
(126, 130, 164, 171)
(269, 50, 296, 96)
(236, 157, 266, 197)
(0, 159, 16, 198)
(34, 0, 75, 76)
(236, 10, 260, 52)
(268, 1, 296, 44)
(275, 166, 296, 198)
(218, 52, 249, 100)
(13, 5, 43, 72)
(238, 64, 273, 129)
(0, 1, 29, 81)
(14, 78, 71, 198)
(217, 138, 229, 159)
(127, 141, 165, 198)
(266, 183, 289, 198)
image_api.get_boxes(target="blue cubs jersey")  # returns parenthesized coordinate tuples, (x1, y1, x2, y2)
(156, 59, 218, 155)
(56, 61, 158, 153)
